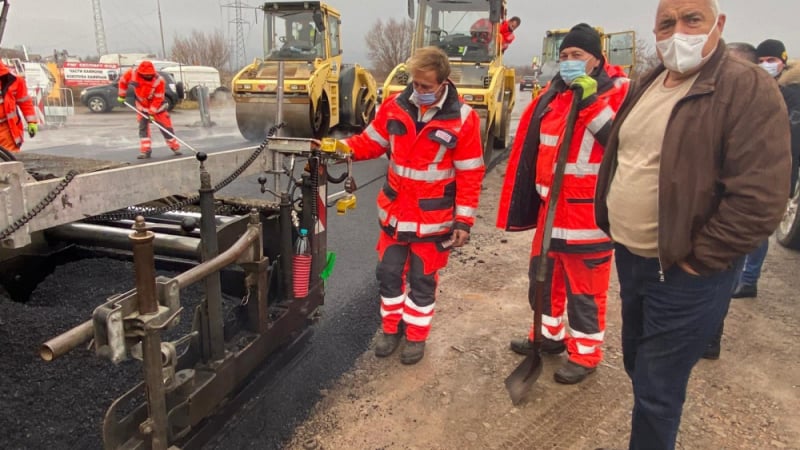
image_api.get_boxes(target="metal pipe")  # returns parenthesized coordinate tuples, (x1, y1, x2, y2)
(173, 226, 258, 289)
(46, 223, 200, 259)
(40, 319, 93, 361)
(199, 166, 225, 361)
(130, 216, 158, 315)
(279, 192, 294, 299)
(141, 328, 169, 449)
(41, 226, 260, 362)
(274, 60, 285, 194)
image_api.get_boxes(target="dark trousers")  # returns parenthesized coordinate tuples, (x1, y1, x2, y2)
(614, 244, 737, 450)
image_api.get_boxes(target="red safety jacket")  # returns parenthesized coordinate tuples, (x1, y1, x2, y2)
(499, 20, 516, 52)
(0, 64, 37, 149)
(497, 62, 629, 251)
(118, 69, 168, 114)
(344, 82, 485, 241)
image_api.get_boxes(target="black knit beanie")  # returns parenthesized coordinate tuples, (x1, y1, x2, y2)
(756, 39, 788, 63)
(559, 23, 603, 61)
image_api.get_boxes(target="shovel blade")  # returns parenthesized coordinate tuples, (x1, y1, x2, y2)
(504, 352, 543, 405)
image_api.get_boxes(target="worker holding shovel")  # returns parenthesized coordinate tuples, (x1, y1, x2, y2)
(497, 23, 629, 393)
(118, 60, 181, 159)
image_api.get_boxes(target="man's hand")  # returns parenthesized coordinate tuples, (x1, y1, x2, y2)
(451, 229, 470, 248)
(571, 75, 597, 100)
(27, 123, 37, 138)
(117, 96, 126, 104)
(677, 261, 700, 276)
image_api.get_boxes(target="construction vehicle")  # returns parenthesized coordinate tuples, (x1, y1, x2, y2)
(383, 0, 516, 164)
(232, 1, 378, 142)
(532, 26, 636, 98)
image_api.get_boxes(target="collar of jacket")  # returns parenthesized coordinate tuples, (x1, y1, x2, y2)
(395, 80, 463, 121)
(549, 63, 620, 97)
(778, 60, 800, 87)
(635, 40, 729, 100)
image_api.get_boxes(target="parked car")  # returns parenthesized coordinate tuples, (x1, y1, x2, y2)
(79, 71, 183, 113)
(519, 75, 536, 91)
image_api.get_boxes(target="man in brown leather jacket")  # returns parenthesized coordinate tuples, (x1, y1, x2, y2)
(593, 0, 791, 449)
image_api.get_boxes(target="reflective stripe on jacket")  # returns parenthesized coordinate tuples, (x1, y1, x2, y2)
(118, 69, 167, 114)
(344, 81, 485, 241)
(497, 62, 629, 250)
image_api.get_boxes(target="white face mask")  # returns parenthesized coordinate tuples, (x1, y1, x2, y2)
(759, 61, 782, 78)
(656, 18, 719, 74)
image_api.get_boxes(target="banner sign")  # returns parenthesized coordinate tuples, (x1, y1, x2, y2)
(62, 62, 120, 87)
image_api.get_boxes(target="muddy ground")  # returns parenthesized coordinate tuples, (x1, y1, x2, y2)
(284, 159, 800, 450)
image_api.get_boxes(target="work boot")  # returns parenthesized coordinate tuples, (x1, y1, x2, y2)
(400, 340, 426, 365)
(702, 341, 721, 360)
(171, 149, 183, 156)
(554, 360, 596, 384)
(731, 283, 757, 298)
(374, 332, 401, 357)
(137, 152, 152, 159)
(509, 336, 566, 356)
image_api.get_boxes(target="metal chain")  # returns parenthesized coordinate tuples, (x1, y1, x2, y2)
(0, 170, 80, 240)
(85, 124, 285, 223)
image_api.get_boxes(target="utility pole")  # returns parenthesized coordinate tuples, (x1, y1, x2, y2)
(156, 0, 167, 59)
(91, 0, 108, 55)
(221, 1, 251, 71)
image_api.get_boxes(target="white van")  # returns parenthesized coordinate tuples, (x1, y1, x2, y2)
(162, 65, 222, 100)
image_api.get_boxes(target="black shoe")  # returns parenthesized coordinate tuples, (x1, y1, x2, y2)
(731, 283, 757, 298)
(702, 343, 720, 360)
(400, 340, 426, 365)
(509, 336, 566, 356)
(137, 152, 152, 159)
(374, 332, 401, 357)
(171, 150, 183, 156)
(554, 360, 596, 384)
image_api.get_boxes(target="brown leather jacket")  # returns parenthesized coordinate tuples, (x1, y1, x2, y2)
(595, 42, 791, 275)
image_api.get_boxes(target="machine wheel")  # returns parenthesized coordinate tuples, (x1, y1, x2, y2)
(777, 180, 800, 249)
(493, 92, 512, 149)
(236, 104, 268, 142)
(355, 88, 376, 128)
(311, 95, 331, 139)
(87, 95, 109, 113)
(164, 97, 175, 112)
(481, 121, 494, 167)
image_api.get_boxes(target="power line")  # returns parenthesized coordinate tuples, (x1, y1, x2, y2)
(220, 0, 253, 70)
(91, 0, 108, 54)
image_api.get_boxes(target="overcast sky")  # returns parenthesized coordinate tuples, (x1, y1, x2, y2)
(5, 0, 800, 68)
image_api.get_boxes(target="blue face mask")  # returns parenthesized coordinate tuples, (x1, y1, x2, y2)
(559, 59, 588, 84)
(412, 84, 441, 106)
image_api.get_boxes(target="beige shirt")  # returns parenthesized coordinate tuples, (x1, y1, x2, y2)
(606, 71, 699, 258)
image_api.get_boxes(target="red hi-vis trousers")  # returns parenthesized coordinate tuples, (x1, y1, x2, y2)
(137, 108, 179, 154)
(527, 248, 612, 368)
(376, 232, 451, 342)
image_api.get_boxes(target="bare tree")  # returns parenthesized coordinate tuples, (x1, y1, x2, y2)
(630, 37, 661, 79)
(365, 18, 415, 80)
(170, 30, 230, 69)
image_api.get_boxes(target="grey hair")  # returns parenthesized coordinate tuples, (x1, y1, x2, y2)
(709, 0, 720, 16)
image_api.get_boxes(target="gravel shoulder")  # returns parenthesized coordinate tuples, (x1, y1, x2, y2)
(284, 160, 800, 450)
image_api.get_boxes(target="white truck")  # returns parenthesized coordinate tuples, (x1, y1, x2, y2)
(161, 65, 226, 101)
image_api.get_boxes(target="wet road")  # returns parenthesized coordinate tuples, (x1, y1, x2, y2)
(9, 95, 531, 449)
